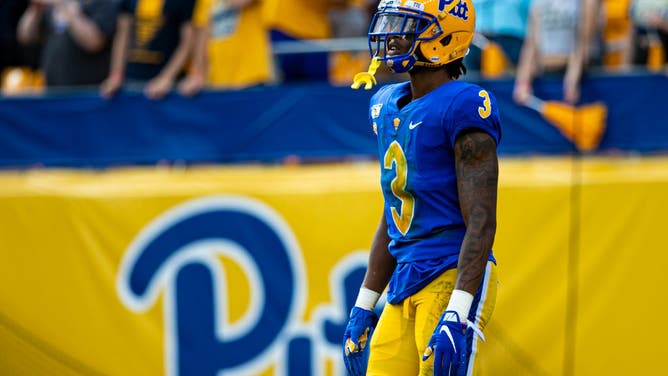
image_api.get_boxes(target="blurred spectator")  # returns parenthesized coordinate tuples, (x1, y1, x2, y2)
(630, 0, 668, 71)
(328, 0, 406, 85)
(601, 0, 634, 70)
(465, 0, 531, 73)
(513, 0, 602, 105)
(100, 0, 196, 100)
(16, 0, 117, 88)
(262, 0, 334, 82)
(178, 0, 274, 95)
(327, 0, 371, 86)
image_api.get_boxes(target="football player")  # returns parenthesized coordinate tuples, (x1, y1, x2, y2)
(343, 0, 501, 375)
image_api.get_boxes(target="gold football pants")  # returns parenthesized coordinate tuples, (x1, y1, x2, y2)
(367, 261, 498, 376)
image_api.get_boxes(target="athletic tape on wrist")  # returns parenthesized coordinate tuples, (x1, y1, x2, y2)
(354, 287, 380, 311)
(446, 289, 474, 323)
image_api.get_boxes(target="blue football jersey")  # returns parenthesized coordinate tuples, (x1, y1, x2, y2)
(369, 80, 501, 303)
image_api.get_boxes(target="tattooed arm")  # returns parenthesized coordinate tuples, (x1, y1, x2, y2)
(454, 130, 499, 295)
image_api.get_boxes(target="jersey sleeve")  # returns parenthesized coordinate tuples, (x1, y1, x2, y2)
(192, 0, 212, 27)
(446, 85, 502, 148)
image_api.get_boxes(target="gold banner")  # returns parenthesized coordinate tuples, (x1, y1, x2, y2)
(1, 157, 667, 375)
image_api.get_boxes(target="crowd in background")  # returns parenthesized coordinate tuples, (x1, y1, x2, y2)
(1, 0, 667, 104)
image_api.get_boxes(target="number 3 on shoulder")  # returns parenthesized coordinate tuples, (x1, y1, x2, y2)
(478, 90, 491, 119)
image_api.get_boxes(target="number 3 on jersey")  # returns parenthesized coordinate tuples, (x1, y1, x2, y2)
(478, 90, 491, 119)
(384, 141, 415, 235)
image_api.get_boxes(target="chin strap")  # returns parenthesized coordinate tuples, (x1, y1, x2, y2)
(412, 60, 444, 69)
(351, 57, 381, 90)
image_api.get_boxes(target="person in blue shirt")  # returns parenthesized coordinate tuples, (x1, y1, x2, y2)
(343, 0, 502, 375)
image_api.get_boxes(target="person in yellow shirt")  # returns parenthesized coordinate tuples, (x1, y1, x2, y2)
(262, 0, 334, 82)
(179, 0, 273, 94)
(327, 0, 374, 86)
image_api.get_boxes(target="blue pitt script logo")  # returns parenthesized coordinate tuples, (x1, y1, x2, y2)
(439, 0, 469, 19)
(438, 0, 455, 11)
(449, 0, 469, 20)
(116, 195, 379, 376)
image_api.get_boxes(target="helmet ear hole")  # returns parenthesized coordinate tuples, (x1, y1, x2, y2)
(440, 35, 452, 47)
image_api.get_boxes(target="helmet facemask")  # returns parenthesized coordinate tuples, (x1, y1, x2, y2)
(368, 7, 440, 73)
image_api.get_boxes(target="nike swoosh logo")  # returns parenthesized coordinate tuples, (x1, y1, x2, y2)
(440, 326, 457, 352)
(409, 121, 423, 130)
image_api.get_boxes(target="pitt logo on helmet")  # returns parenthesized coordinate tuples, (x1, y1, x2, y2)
(449, 0, 469, 20)
(439, 0, 455, 11)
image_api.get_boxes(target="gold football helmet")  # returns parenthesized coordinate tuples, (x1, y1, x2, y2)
(368, 0, 476, 73)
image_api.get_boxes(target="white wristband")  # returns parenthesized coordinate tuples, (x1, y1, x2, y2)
(354, 287, 380, 311)
(446, 289, 474, 323)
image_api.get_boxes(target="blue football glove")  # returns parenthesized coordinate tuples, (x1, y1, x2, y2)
(342, 307, 378, 376)
(422, 311, 468, 376)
